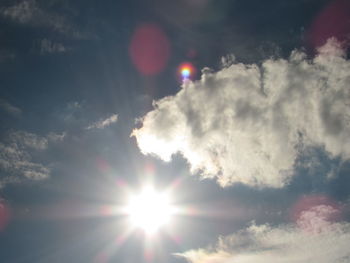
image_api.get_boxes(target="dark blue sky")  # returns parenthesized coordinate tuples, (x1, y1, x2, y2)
(0, 0, 350, 262)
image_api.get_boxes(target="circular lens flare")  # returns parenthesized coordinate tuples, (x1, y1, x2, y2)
(129, 24, 170, 76)
(178, 62, 196, 80)
(181, 67, 191, 78)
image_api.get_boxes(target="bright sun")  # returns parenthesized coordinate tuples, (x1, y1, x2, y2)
(125, 186, 175, 235)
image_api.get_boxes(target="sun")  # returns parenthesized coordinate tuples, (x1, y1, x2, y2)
(125, 186, 175, 235)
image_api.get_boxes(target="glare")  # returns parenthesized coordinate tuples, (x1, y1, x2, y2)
(181, 67, 191, 78)
(178, 62, 195, 81)
(125, 186, 175, 234)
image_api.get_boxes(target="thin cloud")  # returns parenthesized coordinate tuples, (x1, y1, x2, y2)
(39, 38, 68, 55)
(0, 99, 22, 117)
(61, 101, 83, 123)
(0, 50, 15, 63)
(86, 114, 118, 130)
(177, 220, 350, 263)
(132, 38, 350, 188)
(0, 130, 62, 188)
(1, 0, 36, 24)
(9, 130, 48, 150)
(0, 0, 86, 38)
(47, 132, 66, 143)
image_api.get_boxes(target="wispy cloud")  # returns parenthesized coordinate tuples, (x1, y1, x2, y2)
(57, 101, 85, 126)
(177, 220, 350, 263)
(0, 0, 86, 38)
(1, 0, 36, 24)
(0, 50, 15, 63)
(9, 130, 48, 150)
(133, 38, 350, 188)
(0, 99, 22, 117)
(39, 38, 68, 55)
(47, 132, 66, 143)
(0, 130, 65, 188)
(86, 114, 118, 130)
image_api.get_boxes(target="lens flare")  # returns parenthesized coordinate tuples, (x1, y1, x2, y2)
(129, 23, 170, 76)
(307, 0, 350, 49)
(181, 67, 191, 78)
(0, 201, 10, 231)
(178, 62, 196, 80)
(289, 194, 342, 233)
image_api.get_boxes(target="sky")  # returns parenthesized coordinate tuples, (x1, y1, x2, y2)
(0, 0, 350, 262)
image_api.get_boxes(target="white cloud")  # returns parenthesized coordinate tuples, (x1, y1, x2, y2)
(132, 38, 350, 188)
(86, 114, 118, 130)
(296, 204, 340, 233)
(177, 220, 350, 263)
(0, 99, 22, 117)
(0, 131, 52, 188)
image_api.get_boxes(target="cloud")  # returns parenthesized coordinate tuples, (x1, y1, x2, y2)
(0, 130, 55, 188)
(9, 130, 48, 150)
(86, 114, 118, 130)
(59, 102, 119, 131)
(0, 0, 84, 38)
(58, 101, 84, 125)
(47, 132, 66, 143)
(296, 204, 340, 233)
(0, 99, 22, 117)
(0, 50, 15, 63)
(177, 220, 350, 263)
(1, 0, 36, 24)
(132, 38, 350, 188)
(39, 38, 68, 55)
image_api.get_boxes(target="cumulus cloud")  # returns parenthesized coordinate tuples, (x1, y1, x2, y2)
(132, 38, 350, 188)
(177, 220, 350, 263)
(296, 204, 340, 233)
(86, 114, 118, 130)
(0, 130, 56, 188)
(0, 99, 22, 117)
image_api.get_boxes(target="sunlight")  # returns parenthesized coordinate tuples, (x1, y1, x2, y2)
(125, 186, 175, 235)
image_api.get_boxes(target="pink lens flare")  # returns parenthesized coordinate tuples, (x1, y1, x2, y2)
(129, 23, 171, 76)
(290, 194, 342, 233)
(96, 158, 111, 173)
(0, 201, 10, 231)
(307, 0, 350, 49)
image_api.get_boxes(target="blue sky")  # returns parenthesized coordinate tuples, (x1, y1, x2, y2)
(0, 0, 350, 262)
